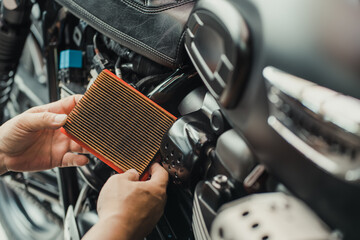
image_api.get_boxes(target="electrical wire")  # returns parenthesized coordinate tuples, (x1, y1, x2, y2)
(115, 57, 122, 79)
(93, 33, 99, 55)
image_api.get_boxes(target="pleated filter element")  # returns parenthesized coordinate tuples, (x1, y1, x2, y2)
(61, 69, 177, 176)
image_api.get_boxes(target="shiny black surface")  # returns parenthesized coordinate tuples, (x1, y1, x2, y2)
(55, 0, 194, 68)
(218, 0, 360, 238)
(0, 0, 32, 121)
(161, 111, 215, 187)
(185, 0, 360, 238)
(194, 179, 233, 231)
(185, 0, 251, 107)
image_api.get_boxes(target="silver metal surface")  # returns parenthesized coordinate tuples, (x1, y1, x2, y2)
(192, 190, 211, 240)
(211, 192, 338, 240)
(263, 66, 360, 136)
(64, 206, 80, 240)
(263, 66, 360, 182)
(212, 175, 228, 189)
(0, 224, 8, 240)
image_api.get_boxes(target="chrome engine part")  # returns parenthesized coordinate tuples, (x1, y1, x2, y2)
(210, 192, 340, 240)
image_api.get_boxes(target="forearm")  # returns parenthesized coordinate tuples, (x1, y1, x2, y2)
(82, 215, 141, 240)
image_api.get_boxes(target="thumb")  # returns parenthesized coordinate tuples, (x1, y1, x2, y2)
(120, 169, 140, 181)
(19, 112, 68, 131)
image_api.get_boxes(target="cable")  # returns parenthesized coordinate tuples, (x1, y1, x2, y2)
(115, 57, 122, 79)
(92, 33, 99, 55)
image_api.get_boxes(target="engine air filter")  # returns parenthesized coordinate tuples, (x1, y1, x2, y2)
(61, 69, 176, 176)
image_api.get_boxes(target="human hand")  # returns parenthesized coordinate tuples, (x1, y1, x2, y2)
(83, 163, 169, 240)
(0, 95, 89, 174)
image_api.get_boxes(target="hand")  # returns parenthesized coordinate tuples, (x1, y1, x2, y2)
(83, 163, 169, 240)
(0, 95, 89, 174)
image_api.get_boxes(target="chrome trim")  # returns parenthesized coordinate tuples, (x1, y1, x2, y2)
(268, 116, 338, 173)
(264, 66, 360, 182)
(192, 190, 211, 240)
(263, 66, 360, 136)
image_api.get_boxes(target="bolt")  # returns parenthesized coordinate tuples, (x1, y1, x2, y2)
(212, 174, 228, 189)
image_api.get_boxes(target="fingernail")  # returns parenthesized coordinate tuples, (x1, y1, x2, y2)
(77, 95, 83, 102)
(54, 114, 68, 124)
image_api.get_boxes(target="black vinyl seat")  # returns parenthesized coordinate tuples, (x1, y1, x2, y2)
(56, 0, 195, 68)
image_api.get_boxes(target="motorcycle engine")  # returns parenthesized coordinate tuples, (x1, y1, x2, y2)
(48, 0, 360, 239)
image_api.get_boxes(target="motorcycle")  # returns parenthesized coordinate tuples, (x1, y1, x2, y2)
(0, 0, 359, 239)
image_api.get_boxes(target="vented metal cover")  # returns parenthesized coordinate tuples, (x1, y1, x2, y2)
(61, 70, 176, 176)
(210, 193, 336, 240)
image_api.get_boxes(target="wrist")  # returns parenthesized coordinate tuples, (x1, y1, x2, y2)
(0, 153, 8, 175)
(99, 215, 137, 239)
(83, 214, 141, 240)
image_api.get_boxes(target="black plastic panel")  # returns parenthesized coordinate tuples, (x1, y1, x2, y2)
(185, 0, 251, 108)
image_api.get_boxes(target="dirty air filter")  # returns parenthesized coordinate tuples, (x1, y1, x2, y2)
(61, 69, 177, 176)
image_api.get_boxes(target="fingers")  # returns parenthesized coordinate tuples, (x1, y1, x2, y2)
(18, 112, 68, 131)
(60, 152, 89, 167)
(69, 140, 89, 154)
(28, 95, 82, 114)
(73, 95, 83, 104)
(120, 169, 140, 181)
(147, 163, 169, 186)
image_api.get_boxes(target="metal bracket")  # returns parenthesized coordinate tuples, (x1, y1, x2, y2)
(64, 205, 80, 240)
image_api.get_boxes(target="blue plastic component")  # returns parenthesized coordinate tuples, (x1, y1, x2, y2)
(59, 50, 83, 69)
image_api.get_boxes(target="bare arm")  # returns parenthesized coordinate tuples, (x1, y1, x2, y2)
(83, 163, 169, 240)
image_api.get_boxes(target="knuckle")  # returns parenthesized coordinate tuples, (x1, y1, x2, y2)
(15, 113, 29, 128)
(26, 106, 42, 113)
(105, 175, 119, 185)
(127, 170, 139, 179)
(41, 112, 52, 122)
(14, 114, 24, 124)
(110, 174, 123, 182)
(152, 186, 166, 199)
(158, 186, 167, 197)
(142, 186, 152, 195)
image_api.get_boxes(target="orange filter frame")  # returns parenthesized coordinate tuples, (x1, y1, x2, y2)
(61, 69, 177, 179)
